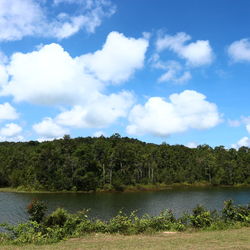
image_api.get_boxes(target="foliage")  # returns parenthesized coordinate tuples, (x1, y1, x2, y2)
(1, 200, 250, 246)
(45, 208, 69, 227)
(190, 205, 213, 228)
(222, 200, 250, 223)
(0, 135, 249, 192)
(27, 199, 47, 223)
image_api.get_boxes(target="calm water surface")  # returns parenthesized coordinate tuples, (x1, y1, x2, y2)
(0, 187, 249, 224)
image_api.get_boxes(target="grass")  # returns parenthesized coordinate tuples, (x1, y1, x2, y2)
(1, 227, 250, 250)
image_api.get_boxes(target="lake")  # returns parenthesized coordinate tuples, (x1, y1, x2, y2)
(0, 187, 249, 225)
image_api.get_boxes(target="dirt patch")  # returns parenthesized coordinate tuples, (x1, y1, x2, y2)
(162, 232, 177, 234)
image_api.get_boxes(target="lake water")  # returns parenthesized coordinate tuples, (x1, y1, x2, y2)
(0, 187, 250, 225)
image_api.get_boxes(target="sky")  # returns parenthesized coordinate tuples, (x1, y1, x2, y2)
(0, 0, 250, 148)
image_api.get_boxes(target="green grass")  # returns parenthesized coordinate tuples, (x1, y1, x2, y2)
(1, 227, 250, 250)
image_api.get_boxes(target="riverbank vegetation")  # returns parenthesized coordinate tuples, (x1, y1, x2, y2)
(0, 200, 249, 245)
(0, 134, 249, 192)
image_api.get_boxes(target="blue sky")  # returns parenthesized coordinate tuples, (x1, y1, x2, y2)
(0, 0, 250, 148)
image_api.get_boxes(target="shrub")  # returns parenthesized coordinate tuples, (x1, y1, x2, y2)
(222, 200, 250, 223)
(190, 205, 213, 228)
(45, 208, 69, 227)
(1, 199, 250, 245)
(107, 211, 134, 234)
(27, 199, 47, 223)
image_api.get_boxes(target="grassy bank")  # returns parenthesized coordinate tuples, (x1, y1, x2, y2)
(1, 182, 249, 194)
(2, 227, 250, 250)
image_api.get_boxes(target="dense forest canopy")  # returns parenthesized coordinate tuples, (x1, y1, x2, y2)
(0, 134, 249, 191)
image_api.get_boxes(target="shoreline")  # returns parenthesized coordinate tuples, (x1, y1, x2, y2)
(0, 182, 249, 194)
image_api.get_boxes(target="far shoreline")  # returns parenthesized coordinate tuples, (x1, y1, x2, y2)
(0, 182, 250, 194)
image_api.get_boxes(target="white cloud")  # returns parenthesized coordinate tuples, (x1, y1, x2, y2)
(156, 32, 213, 67)
(56, 91, 135, 128)
(0, 123, 22, 137)
(0, 135, 24, 142)
(0, 65, 8, 86)
(0, 103, 19, 121)
(93, 131, 105, 137)
(228, 39, 250, 62)
(228, 116, 250, 135)
(247, 124, 250, 134)
(159, 69, 191, 84)
(157, 62, 191, 84)
(1, 43, 101, 105)
(80, 31, 149, 84)
(152, 56, 191, 84)
(36, 137, 59, 142)
(0, 0, 44, 41)
(53, 0, 97, 7)
(0, 31, 148, 130)
(127, 90, 221, 137)
(173, 71, 192, 83)
(0, 51, 8, 64)
(33, 117, 69, 139)
(54, 0, 86, 4)
(232, 137, 250, 149)
(1, 32, 147, 105)
(0, 123, 23, 142)
(239, 116, 250, 134)
(186, 142, 198, 148)
(0, 0, 115, 41)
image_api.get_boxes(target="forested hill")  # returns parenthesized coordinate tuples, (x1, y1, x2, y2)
(0, 134, 249, 191)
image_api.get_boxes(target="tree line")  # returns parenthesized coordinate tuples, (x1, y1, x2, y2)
(0, 134, 249, 191)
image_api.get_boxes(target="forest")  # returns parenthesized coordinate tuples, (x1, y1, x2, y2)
(0, 134, 249, 191)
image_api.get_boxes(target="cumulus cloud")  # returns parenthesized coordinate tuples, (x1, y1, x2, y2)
(127, 90, 221, 137)
(232, 137, 250, 149)
(0, 103, 19, 121)
(0, 65, 8, 86)
(0, 123, 22, 137)
(156, 32, 213, 66)
(80, 31, 149, 84)
(1, 43, 101, 105)
(56, 91, 135, 128)
(0, 0, 115, 41)
(228, 39, 250, 62)
(0, 123, 23, 142)
(33, 117, 69, 139)
(1, 32, 147, 106)
(0, 31, 149, 131)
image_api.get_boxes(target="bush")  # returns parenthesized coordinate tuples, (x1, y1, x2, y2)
(27, 199, 47, 223)
(190, 205, 213, 228)
(45, 208, 69, 227)
(222, 200, 250, 223)
(107, 211, 134, 234)
(1, 199, 250, 246)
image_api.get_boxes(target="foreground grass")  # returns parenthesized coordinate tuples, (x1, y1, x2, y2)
(2, 228, 250, 250)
